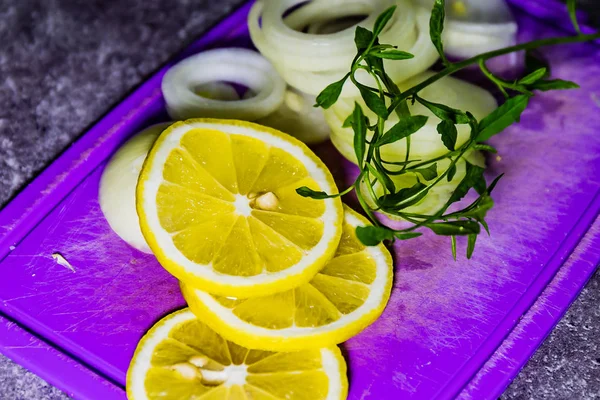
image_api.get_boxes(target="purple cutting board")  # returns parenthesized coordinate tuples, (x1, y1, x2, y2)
(1, 1, 599, 399)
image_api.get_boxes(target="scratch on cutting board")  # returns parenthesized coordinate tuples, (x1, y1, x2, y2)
(459, 216, 600, 399)
(591, 92, 600, 108)
(358, 383, 373, 400)
(4, 344, 44, 350)
(51, 252, 76, 273)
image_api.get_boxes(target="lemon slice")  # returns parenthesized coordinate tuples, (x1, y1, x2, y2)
(181, 206, 393, 351)
(137, 119, 343, 297)
(127, 309, 348, 400)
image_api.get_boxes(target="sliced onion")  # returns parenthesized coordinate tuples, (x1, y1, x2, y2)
(194, 82, 240, 101)
(249, 0, 438, 97)
(99, 123, 171, 254)
(256, 87, 331, 144)
(162, 48, 286, 121)
(417, 0, 517, 59)
(325, 71, 498, 164)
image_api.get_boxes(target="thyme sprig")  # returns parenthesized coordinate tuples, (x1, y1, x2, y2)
(298, 0, 600, 258)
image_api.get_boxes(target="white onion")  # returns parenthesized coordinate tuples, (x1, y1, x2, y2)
(256, 87, 331, 144)
(326, 71, 494, 219)
(162, 48, 286, 121)
(325, 71, 498, 164)
(99, 123, 171, 254)
(194, 82, 240, 101)
(249, 0, 438, 97)
(417, 0, 517, 59)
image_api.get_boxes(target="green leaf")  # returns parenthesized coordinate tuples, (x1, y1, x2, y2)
(436, 120, 458, 151)
(356, 226, 395, 246)
(525, 50, 550, 78)
(426, 221, 481, 236)
(430, 0, 449, 65)
(393, 98, 412, 118)
(519, 68, 548, 85)
(373, 6, 397, 38)
(390, 189, 429, 211)
(486, 173, 504, 195)
(296, 187, 333, 199)
(369, 50, 415, 60)
(445, 175, 503, 231)
(477, 95, 530, 141)
(413, 163, 438, 181)
(354, 26, 374, 52)
(466, 111, 479, 139)
(342, 113, 354, 128)
(351, 103, 368, 165)
(530, 79, 580, 92)
(365, 54, 385, 75)
(451, 236, 457, 260)
(461, 195, 494, 223)
(371, 44, 396, 51)
(473, 144, 498, 153)
(367, 164, 395, 194)
(447, 163, 457, 182)
(315, 73, 350, 109)
(395, 232, 423, 240)
(467, 233, 477, 259)
(358, 85, 389, 118)
(381, 182, 427, 208)
(377, 115, 428, 146)
(474, 177, 487, 196)
(448, 162, 486, 205)
(567, 0, 582, 35)
(415, 95, 469, 124)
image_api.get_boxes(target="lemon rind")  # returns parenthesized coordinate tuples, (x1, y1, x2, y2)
(182, 207, 394, 352)
(137, 119, 344, 297)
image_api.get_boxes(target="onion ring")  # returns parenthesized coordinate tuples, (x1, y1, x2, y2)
(325, 72, 498, 163)
(162, 48, 286, 121)
(249, 0, 437, 97)
(257, 87, 331, 144)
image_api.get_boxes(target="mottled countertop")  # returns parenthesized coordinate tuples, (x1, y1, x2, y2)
(0, 0, 598, 399)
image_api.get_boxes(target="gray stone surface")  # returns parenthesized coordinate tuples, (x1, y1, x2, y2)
(0, 0, 245, 207)
(0, 0, 598, 399)
(501, 271, 600, 400)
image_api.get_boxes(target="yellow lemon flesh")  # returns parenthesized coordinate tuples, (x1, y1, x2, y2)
(182, 206, 393, 351)
(137, 119, 343, 297)
(126, 309, 348, 400)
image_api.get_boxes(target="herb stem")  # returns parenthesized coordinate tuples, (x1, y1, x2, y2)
(309, 3, 598, 254)
(388, 31, 600, 113)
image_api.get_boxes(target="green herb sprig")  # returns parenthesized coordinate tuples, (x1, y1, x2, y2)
(298, 0, 599, 258)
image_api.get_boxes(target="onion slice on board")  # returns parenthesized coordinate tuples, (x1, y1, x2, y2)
(99, 123, 172, 254)
(257, 87, 331, 144)
(162, 48, 286, 121)
(249, 0, 438, 97)
(325, 71, 498, 162)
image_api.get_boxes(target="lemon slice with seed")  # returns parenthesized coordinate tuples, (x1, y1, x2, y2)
(137, 119, 343, 297)
(126, 309, 348, 400)
(181, 206, 393, 351)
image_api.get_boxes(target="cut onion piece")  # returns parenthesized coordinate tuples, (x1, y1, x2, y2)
(99, 123, 171, 254)
(193, 82, 240, 102)
(325, 71, 498, 163)
(249, 0, 438, 97)
(417, 0, 517, 59)
(256, 87, 331, 144)
(162, 48, 286, 121)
